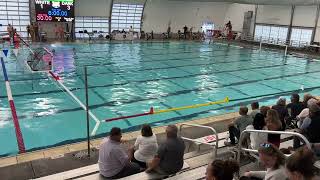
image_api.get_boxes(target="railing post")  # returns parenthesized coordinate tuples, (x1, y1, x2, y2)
(259, 40, 262, 51)
(285, 45, 288, 57)
(237, 130, 312, 164)
(85, 66, 90, 157)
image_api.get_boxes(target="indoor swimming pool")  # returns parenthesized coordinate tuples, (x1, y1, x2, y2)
(1, 41, 320, 156)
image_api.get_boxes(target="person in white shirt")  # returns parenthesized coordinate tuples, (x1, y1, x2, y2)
(246, 113, 268, 150)
(129, 124, 158, 169)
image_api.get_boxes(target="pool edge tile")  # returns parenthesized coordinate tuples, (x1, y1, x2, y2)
(17, 152, 45, 163)
(0, 156, 17, 168)
(43, 147, 70, 159)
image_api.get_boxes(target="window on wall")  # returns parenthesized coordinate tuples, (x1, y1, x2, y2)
(111, 3, 143, 32)
(290, 28, 313, 47)
(0, 0, 30, 37)
(75, 16, 109, 38)
(254, 24, 288, 44)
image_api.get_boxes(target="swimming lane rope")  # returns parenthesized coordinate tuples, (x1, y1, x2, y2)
(103, 97, 229, 123)
(0, 57, 26, 153)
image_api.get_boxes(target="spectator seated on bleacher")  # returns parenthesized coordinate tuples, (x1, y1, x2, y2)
(260, 106, 271, 118)
(225, 106, 253, 146)
(266, 109, 283, 148)
(246, 113, 268, 150)
(205, 159, 239, 180)
(286, 94, 305, 128)
(272, 97, 288, 130)
(241, 143, 287, 180)
(296, 98, 318, 130)
(98, 127, 141, 179)
(250, 101, 260, 119)
(298, 94, 318, 121)
(303, 94, 317, 108)
(294, 103, 320, 149)
(146, 125, 185, 175)
(286, 147, 320, 180)
(129, 124, 158, 169)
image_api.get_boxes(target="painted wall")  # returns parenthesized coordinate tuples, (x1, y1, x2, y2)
(256, 5, 292, 25)
(292, 6, 317, 27)
(142, 0, 230, 33)
(224, 3, 255, 32)
(314, 12, 320, 42)
(74, 0, 112, 17)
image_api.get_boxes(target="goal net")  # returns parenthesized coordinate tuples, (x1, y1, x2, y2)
(26, 48, 53, 72)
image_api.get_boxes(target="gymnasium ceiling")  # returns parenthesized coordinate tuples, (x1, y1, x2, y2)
(170, 0, 320, 5)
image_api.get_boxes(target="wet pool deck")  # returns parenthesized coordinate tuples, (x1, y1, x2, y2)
(0, 111, 238, 179)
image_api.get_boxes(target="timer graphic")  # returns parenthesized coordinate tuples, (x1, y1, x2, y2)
(35, 0, 74, 22)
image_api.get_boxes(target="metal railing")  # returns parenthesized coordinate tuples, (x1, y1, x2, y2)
(242, 35, 311, 47)
(259, 40, 288, 56)
(237, 129, 311, 163)
(179, 123, 219, 158)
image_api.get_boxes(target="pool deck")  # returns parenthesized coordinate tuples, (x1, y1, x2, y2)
(0, 111, 238, 169)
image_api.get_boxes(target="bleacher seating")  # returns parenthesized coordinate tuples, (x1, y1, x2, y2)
(31, 93, 320, 180)
(34, 130, 231, 180)
(35, 164, 99, 180)
(34, 125, 315, 180)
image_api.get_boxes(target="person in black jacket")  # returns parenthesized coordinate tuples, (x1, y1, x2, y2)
(286, 93, 305, 128)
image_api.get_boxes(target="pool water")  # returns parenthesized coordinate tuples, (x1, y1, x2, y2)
(1, 41, 320, 156)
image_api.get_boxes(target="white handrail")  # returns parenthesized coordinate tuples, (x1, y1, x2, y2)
(179, 123, 219, 158)
(237, 129, 311, 163)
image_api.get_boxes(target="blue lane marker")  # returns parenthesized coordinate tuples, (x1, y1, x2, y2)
(1, 57, 9, 81)
(2, 49, 9, 58)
